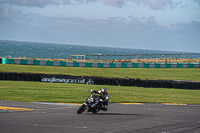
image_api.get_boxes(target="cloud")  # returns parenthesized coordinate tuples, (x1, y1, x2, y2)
(103, 0, 126, 8)
(193, 0, 200, 4)
(175, 21, 200, 34)
(1, 0, 70, 8)
(144, 0, 176, 10)
(148, 16, 155, 21)
(1, 7, 199, 34)
(1, 0, 179, 9)
(0, 7, 22, 19)
(103, 0, 177, 9)
(1, 7, 199, 52)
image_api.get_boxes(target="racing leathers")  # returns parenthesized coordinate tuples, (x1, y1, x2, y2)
(91, 90, 109, 111)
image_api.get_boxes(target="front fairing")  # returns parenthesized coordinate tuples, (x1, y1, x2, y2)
(84, 95, 95, 107)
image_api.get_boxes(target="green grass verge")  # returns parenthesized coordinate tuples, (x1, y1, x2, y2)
(0, 64, 200, 104)
(0, 81, 200, 104)
(0, 64, 200, 81)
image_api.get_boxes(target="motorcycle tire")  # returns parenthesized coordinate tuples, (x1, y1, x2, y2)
(92, 108, 100, 114)
(92, 110, 97, 114)
(77, 105, 86, 114)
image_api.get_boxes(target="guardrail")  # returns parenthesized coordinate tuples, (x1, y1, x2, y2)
(70, 53, 200, 61)
(2, 58, 200, 68)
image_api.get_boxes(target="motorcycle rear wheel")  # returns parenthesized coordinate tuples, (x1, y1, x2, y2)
(77, 105, 86, 114)
(92, 110, 97, 114)
(92, 108, 100, 114)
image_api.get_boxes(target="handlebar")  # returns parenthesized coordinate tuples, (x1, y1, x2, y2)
(89, 89, 94, 94)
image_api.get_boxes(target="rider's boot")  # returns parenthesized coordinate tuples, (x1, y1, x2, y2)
(100, 105, 108, 111)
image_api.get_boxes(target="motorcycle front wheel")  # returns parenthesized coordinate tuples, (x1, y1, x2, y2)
(77, 105, 86, 114)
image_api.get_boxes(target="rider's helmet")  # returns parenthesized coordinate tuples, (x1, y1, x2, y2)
(101, 87, 107, 95)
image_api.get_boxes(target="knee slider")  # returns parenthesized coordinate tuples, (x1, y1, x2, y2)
(103, 108, 108, 111)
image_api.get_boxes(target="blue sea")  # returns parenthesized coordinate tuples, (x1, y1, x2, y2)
(0, 40, 194, 60)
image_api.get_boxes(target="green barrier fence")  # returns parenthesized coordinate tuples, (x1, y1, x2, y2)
(33, 60, 40, 65)
(177, 63, 183, 68)
(121, 63, 127, 68)
(110, 63, 115, 68)
(98, 63, 104, 68)
(85, 62, 92, 67)
(144, 63, 150, 68)
(188, 63, 194, 68)
(166, 63, 171, 68)
(46, 61, 53, 66)
(132, 63, 138, 68)
(73, 62, 79, 67)
(60, 61, 66, 66)
(2, 58, 7, 64)
(21, 59, 27, 65)
(1, 58, 200, 68)
(7, 58, 14, 64)
(155, 63, 160, 68)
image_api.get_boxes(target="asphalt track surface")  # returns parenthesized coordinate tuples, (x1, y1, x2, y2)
(0, 100, 200, 133)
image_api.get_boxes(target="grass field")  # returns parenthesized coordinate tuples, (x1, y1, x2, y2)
(0, 80, 200, 104)
(0, 64, 200, 104)
(0, 64, 200, 81)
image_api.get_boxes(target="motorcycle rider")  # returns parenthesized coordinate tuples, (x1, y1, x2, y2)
(90, 87, 109, 111)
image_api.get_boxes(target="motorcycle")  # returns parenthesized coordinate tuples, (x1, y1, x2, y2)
(77, 90, 103, 114)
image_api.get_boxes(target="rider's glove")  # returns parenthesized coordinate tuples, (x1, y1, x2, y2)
(100, 99, 103, 102)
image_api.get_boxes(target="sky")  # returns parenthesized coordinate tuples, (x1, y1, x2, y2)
(0, 0, 200, 52)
